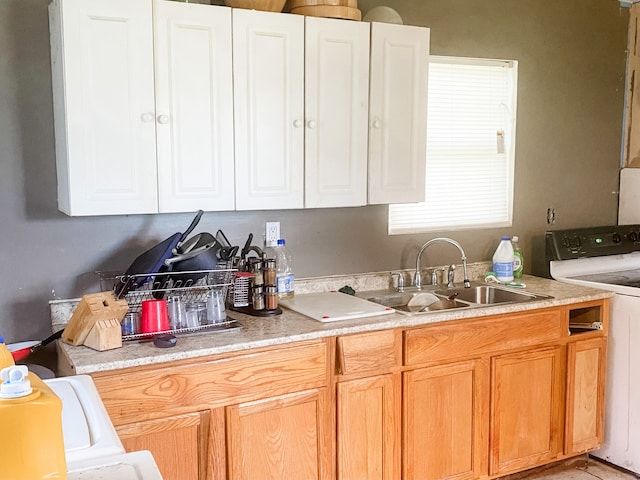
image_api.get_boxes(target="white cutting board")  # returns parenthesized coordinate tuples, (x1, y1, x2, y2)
(280, 291, 395, 322)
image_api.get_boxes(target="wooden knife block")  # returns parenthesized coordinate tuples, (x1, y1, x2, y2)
(62, 292, 128, 350)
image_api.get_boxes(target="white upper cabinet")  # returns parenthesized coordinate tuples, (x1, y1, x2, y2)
(304, 17, 370, 209)
(368, 22, 430, 205)
(154, 2, 235, 213)
(233, 9, 305, 211)
(50, 0, 158, 216)
(49, 0, 234, 215)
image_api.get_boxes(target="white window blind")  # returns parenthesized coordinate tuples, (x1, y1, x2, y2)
(389, 56, 518, 234)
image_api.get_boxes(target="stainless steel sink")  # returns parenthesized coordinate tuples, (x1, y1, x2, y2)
(363, 282, 552, 316)
(434, 285, 551, 305)
(366, 291, 471, 313)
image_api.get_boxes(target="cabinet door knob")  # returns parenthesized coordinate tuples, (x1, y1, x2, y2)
(141, 113, 154, 123)
(307, 120, 317, 129)
(372, 119, 382, 129)
(157, 114, 170, 124)
(293, 119, 303, 128)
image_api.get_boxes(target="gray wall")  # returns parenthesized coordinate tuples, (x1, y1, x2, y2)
(0, 0, 628, 343)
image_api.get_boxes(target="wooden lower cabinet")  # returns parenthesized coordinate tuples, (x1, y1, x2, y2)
(565, 337, 607, 455)
(116, 411, 209, 480)
(336, 373, 401, 480)
(403, 359, 489, 480)
(226, 387, 331, 480)
(489, 346, 564, 476)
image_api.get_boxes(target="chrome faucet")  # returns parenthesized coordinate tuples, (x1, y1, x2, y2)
(414, 238, 471, 289)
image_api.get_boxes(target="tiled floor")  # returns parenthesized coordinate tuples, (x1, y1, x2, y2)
(501, 456, 639, 480)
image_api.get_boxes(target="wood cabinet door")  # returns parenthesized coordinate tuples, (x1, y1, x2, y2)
(490, 347, 564, 476)
(49, 0, 158, 216)
(403, 359, 489, 480)
(154, 2, 235, 213)
(232, 9, 304, 211)
(337, 374, 400, 480)
(303, 16, 370, 208)
(565, 336, 607, 455)
(368, 22, 430, 205)
(116, 411, 209, 480)
(226, 388, 331, 480)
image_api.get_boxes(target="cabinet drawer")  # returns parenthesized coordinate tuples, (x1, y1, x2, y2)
(404, 308, 564, 366)
(337, 329, 400, 375)
(92, 340, 328, 425)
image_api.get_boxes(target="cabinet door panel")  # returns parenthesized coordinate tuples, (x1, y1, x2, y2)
(490, 347, 564, 476)
(226, 388, 331, 480)
(337, 374, 400, 480)
(368, 23, 429, 205)
(404, 359, 488, 480)
(565, 337, 606, 454)
(233, 9, 304, 210)
(154, 3, 234, 212)
(50, 0, 158, 215)
(304, 17, 369, 208)
(116, 411, 208, 480)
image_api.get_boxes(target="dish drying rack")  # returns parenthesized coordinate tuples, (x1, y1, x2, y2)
(100, 267, 241, 340)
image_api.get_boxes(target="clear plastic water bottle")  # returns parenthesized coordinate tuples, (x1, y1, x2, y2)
(493, 236, 514, 283)
(273, 239, 294, 299)
(512, 236, 524, 279)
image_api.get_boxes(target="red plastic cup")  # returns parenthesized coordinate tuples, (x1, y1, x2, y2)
(140, 299, 169, 334)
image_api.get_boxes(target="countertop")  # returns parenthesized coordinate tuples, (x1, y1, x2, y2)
(52, 271, 613, 375)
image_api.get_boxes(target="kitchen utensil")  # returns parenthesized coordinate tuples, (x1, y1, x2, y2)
(241, 233, 253, 260)
(425, 293, 460, 311)
(166, 295, 187, 330)
(8, 329, 64, 362)
(215, 230, 238, 261)
(120, 313, 140, 336)
(140, 300, 170, 334)
(406, 293, 439, 312)
(279, 291, 394, 322)
(207, 289, 227, 323)
(114, 210, 204, 298)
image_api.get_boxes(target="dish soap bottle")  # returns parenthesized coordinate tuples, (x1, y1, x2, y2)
(512, 236, 524, 279)
(493, 236, 514, 283)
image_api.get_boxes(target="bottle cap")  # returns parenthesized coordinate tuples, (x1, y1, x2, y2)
(501, 236, 510, 240)
(512, 236, 519, 242)
(277, 239, 286, 246)
(0, 335, 4, 344)
(0, 365, 33, 398)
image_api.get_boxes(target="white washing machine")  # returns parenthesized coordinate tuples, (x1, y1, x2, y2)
(44, 375, 163, 479)
(547, 225, 640, 475)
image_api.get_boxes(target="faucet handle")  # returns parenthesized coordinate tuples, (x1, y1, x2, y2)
(447, 264, 456, 287)
(390, 272, 405, 292)
(431, 267, 446, 286)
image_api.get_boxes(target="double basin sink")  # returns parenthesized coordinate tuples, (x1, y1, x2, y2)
(362, 281, 553, 316)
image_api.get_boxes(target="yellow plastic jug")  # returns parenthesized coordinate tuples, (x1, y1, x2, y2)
(0, 336, 14, 369)
(0, 364, 67, 480)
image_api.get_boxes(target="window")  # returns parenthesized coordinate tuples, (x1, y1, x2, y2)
(388, 56, 518, 234)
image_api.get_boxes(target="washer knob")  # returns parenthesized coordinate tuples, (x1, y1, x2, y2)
(613, 232, 622, 244)
(630, 232, 638, 242)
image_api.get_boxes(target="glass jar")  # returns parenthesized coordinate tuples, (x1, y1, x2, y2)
(252, 285, 265, 311)
(265, 285, 278, 310)
(250, 259, 264, 286)
(263, 258, 276, 285)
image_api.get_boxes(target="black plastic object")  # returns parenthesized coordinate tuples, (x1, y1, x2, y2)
(338, 285, 356, 296)
(153, 334, 177, 348)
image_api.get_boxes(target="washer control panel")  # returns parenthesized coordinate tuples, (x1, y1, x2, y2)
(546, 225, 640, 260)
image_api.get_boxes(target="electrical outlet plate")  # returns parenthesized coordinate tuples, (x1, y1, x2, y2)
(265, 221, 280, 247)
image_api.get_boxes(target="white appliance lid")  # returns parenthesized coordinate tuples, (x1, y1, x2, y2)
(45, 375, 124, 465)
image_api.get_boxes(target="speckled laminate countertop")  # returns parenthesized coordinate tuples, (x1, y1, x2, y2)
(52, 270, 613, 375)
